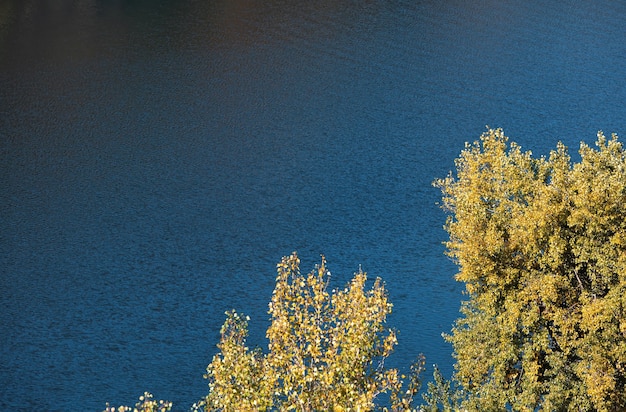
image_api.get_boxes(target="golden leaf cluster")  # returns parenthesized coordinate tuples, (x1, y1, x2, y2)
(435, 128, 626, 411)
(203, 252, 422, 411)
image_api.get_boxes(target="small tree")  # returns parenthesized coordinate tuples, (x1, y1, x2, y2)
(435, 128, 626, 410)
(203, 252, 422, 411)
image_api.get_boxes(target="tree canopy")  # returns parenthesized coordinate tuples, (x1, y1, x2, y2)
(105, 128, 626, 411)
(103, 253, 423, 412)
(435, 128, 626, 411)
(203, 252, 422, 411)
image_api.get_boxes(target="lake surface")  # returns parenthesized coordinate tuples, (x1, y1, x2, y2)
(1, 0, 625, 410)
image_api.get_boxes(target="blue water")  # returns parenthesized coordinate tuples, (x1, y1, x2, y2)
(1, 1, 625, 410)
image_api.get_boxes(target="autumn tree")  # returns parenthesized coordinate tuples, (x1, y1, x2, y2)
(435, 128, 626, 410)
(202, 252, 423, 411)
(104, 253, 422, 412)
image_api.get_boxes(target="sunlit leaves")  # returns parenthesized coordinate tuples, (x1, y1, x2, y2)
(435, 128, 626, 410)
(104, 392, 172, 412)
(204, 310, 273, 410)
(203, 252, 422, 411)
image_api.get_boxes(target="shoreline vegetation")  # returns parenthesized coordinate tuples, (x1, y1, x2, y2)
(106, 129, 626, 411)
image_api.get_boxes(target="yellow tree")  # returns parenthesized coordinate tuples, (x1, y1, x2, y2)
(203, 252, 422, 411)
(435, 128, 626, 411)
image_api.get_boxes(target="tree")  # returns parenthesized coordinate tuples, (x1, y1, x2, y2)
(104, 253, 422, 412)
(435, 128, 626, 410)
(202, 252, 423, 411)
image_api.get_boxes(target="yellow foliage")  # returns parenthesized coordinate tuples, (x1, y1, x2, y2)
(104, 392, 172, 412)
(435, 128, 626, 410)
(202, 252, 423, 411)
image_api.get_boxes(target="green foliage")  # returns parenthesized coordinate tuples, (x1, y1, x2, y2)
(420, 366, 463, 412)
(435, 128, 626, 411)
(203, 252, 422, 411)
